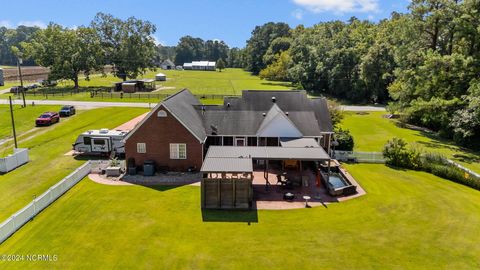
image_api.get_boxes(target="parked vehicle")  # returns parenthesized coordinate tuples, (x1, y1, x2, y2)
(26, 83, 40, 90)
(59, 105, 76, 117)
(40, 79, 58, 87)
(73, 129, 128, 157)
(35, 112, 60, 126)
(9, 86, 24, 94)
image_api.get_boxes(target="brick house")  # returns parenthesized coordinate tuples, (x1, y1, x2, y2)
(124, 89, 333, 172)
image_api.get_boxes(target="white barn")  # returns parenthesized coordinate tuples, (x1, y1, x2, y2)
(183, 61, 216, 71)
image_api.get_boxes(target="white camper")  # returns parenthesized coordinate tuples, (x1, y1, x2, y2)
(73, 129, 127, 156)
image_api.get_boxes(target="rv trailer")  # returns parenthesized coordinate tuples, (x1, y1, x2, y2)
(73, 129, 127, 156)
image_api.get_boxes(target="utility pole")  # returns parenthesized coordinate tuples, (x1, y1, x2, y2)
(9, 96, 18, 149)
(17, 57, 26, 107)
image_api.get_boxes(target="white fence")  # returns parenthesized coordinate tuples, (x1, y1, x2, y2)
(333, 151, 385, 163)
(0, 148, 29, 173)
(0, 161, 91, 244)
(447, 159, 480, 178)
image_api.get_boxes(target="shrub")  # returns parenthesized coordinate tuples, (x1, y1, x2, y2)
(386, 143, 480, 191)
(334, 127, 354, 151)
(383, 138, 420, 169)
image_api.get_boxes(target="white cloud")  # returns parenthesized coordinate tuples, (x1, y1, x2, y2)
(292, 9, 305, 20)
(0, 20, 13, 28)
(17, 20, 47, 28)
(293, 0, 379, 13)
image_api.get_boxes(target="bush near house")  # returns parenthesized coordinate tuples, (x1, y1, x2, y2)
(383, 138, 480, 191)
(383, 137, 421, 169)
(334, 127, 354, 151)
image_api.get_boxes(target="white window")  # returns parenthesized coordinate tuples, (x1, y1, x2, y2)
(157, 110, 167, 117)
(170, 143, 187, 159)
(137, 143, 146, 153)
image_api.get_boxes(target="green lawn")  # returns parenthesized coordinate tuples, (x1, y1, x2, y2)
(341, 111, 480, 172)
(0, 69, 293, 104)
(0, 105, 62, 141)
(0, 164, 479, 269)
(0, 81, 18, 91)
(0, 107, 148, 221)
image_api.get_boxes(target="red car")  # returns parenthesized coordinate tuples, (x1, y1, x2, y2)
(35, 112, 60, 126)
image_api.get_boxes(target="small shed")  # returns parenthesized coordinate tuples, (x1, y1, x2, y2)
(155, 73, 167, 81)
(113, 79, 156, 93)
(121, 82, 139, 93)
(160, 59, 175, 70)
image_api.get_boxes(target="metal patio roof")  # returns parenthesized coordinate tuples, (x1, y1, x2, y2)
(201, 146, 330, 173)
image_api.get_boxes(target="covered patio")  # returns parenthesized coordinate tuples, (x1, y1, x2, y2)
(200, 145, 336, 209)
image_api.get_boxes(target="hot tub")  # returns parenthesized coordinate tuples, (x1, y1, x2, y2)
(320, 172, 357, 196)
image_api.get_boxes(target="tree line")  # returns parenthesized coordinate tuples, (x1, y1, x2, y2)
(242, 0, 480, 148)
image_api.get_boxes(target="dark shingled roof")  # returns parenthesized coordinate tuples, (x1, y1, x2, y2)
(139, 89, 333, 141)
(198, 90, 333, 136)
(162, 90, 206, 141)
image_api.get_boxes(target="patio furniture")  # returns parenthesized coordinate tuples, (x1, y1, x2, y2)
(283, 192, 295, 201)
(303, 195, 311, 207)
(276, 175, 287, 186)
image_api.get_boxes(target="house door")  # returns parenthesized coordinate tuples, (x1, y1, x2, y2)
(235, 138, 245, 146)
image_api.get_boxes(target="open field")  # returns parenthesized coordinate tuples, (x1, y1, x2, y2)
(341, 111, 480, 172)
(0, 107, 148, 221)
(0, 163, 479, 269)
(0, 105, 61, 141)
(0, 68, 294, 103)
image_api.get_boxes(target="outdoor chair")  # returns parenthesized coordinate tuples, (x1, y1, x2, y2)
(276, 175, 287, 186)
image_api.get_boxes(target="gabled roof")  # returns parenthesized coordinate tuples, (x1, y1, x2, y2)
(126, 89, 333, 142)
(162, 90, 206, 141)
(256, 104, 302, 137)
(161, 59, 174, 66)
(200, 90, 333, 136)
(124, 89, 206, 142)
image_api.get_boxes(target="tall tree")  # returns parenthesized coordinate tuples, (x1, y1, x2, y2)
(91, 12, 157, 81)
(245, 22, 291, 74)
(174, 36, 205, 65)
(22, 24, 104, 89)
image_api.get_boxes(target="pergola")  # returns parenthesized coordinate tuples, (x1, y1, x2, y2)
(200, 145, 332, 209)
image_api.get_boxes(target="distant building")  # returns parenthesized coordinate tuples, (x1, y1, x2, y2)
(160, 59, 175, 70)
(183, 61, 216, 71)
(0, 68, 3, 86)
(113, 79, 156, 93)
(155, 73, 167, 81)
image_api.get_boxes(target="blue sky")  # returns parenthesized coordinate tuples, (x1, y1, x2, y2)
(1, 0, 409, 47)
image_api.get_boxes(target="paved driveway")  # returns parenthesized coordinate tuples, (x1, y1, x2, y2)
(0, 98, 386, 111)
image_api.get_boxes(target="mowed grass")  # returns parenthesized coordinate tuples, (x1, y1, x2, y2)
(0, 68, 294, 103)
(0, 105, 61, 141)
(341, 111, 480, 172)
(0, 107, 148, 221)
(0, 164, 479, 269)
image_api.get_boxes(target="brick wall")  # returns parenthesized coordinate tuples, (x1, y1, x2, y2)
(125, 105, 203, 171)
